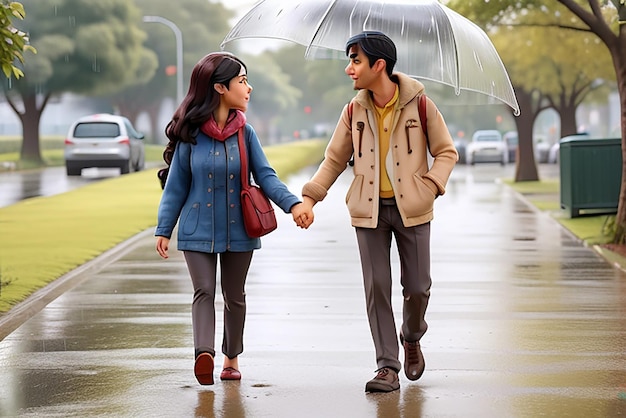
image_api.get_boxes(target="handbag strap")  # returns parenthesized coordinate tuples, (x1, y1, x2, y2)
(237, 127, 250, 188)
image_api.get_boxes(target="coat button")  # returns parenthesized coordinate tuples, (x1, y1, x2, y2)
(230, 204, 235, 208)
(207, 203, 211, 207)
(207, 188, 212, 192)
(215, 151, 220, 156)
(229, 189, 234, 193)
(208, 173, 213, 178)
(230, 174, 234, 179)
(368, 198, 373, 201)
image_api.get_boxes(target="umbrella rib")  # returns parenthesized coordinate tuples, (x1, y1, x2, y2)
(305, 0, 340, 58)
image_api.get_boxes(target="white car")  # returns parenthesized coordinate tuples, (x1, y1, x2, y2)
(548, 133, 590, 164)
(466, 130, 507, 165)
(64, 113, 145, 176)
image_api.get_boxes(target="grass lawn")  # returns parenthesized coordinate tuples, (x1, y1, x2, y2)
(0, 139, 327, 314)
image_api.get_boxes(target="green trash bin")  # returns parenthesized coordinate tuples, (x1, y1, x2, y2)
(560, 136, 622, 218)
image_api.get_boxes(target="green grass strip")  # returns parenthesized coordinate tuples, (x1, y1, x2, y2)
(0, 139, 327, 314)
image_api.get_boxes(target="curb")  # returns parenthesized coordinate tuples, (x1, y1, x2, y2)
(0, 228, 154, 341)
(507, 184, 626, 274)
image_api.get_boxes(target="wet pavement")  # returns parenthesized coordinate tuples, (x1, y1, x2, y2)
(0, 164, 625, 417)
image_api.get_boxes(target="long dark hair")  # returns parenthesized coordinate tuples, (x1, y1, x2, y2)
(162, 52, 247, 165)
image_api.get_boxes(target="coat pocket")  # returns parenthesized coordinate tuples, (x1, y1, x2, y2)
(402, 174, 436, 217)
(181, 203, 200, 235)
(345, 174, 372, 218)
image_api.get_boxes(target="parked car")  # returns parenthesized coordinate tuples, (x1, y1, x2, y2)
(453, 137, 468, 164)
(548, 133, 590, 164)
(534, 135, 551, 164)
(503, 131, 518, 162)
(64, 114, 145, 176)
(466, 130, 507, 165)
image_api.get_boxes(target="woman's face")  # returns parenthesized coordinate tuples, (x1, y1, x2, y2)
(221, 65, 253, 112)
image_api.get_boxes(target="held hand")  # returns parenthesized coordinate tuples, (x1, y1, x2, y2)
(291, 202, 314, 229)
(156, 236, 170, 259)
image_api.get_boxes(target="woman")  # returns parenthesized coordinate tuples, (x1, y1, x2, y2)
(155, 52, 306, 385)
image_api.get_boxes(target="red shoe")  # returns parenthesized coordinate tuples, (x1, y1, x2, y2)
(220, 367, 242, 381)
(194, 353, 214, 385)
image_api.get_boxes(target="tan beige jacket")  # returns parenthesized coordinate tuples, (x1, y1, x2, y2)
(302, 73, 458, 228)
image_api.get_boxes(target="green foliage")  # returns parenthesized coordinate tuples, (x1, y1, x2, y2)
(110, 0, 234, 111)
(9, 0, 153, 97)
(0, 1, 36, 78)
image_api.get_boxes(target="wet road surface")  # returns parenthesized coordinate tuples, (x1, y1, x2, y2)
(0, 164, 625, 417)
(0, 167, 123, 208)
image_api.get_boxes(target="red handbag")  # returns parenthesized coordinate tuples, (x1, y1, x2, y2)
(238, 128, 277, 238)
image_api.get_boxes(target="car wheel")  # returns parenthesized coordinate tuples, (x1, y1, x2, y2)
(134, 155, 145, 172)
(120, 160, 130, 175)
(66, 164, 81, 176)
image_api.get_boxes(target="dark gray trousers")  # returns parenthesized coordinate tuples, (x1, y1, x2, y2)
(355, 201, 431, 372)
(183, 250, 253, 359)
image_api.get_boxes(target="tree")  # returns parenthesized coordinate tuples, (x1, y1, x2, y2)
(268, 44, 353, 139)
(554, 1, 626, 243)
(242, 53, 302, 144)
(0, 1, 35, 79)
(448, 1, 616, 182)
(110, 0, 234, 143)
(2, 0, 157, 164)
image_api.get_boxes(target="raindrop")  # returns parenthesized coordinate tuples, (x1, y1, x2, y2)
(92, 55, 100, 73)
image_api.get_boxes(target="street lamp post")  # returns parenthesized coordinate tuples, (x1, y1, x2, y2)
(142, 15, 183, 105)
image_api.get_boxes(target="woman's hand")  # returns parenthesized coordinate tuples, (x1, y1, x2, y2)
(291, 199, 314, 229)
(156, 236, 170, 259)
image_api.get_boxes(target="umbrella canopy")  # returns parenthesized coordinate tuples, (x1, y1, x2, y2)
(222, 0, 520, 115)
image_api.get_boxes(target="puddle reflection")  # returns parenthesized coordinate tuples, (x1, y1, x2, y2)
(195, 382, 246, 418)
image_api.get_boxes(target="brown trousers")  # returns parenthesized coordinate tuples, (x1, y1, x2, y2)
(183, 250, 253, 359)
(355, 200, 431, 372)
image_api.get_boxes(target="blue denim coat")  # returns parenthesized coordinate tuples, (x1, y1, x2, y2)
(155, 124, 300, 253)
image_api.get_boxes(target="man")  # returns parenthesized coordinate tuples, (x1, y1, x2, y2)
(299, 31, 458, 393)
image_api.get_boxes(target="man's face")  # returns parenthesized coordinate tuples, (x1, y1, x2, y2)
(345, 44, 376, 91)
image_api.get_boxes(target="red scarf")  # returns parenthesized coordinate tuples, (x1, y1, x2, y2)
(200, 110, 247, 141)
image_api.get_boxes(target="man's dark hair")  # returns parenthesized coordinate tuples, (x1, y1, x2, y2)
(345, 31, 397, 77)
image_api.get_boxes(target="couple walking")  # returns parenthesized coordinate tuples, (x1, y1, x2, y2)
(155, 31, 458, 393)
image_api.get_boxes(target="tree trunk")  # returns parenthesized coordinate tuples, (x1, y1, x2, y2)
(611, 33, 626, 244)
(146, 102, 163, 145)
(514, 88, 540, 182)
(18, 94, 44, 165)
(558, 101, 578, 137)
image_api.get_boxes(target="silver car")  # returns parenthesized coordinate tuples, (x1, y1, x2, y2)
(466, 129, 508, 165)
(64, 113, 145, 176)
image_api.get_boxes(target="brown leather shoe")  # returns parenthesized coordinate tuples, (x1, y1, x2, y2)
(401, 334, 425, 381)
(365, 367, 400, 393)
(220, 367, 242, 381)
(194, 353, 214, 385)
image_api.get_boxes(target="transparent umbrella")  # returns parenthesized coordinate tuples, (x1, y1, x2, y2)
(222, 0, 519, 115)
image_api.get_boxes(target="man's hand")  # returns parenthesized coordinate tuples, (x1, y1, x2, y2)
(291, 197, 315, 229)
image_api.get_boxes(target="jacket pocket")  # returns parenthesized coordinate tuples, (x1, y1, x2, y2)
(181, 203, 200, 235)
(345, 174, 372, 218)
(402, 175, 436, 217)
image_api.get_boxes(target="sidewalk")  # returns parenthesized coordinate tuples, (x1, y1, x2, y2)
(1, 164, 625, 417)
